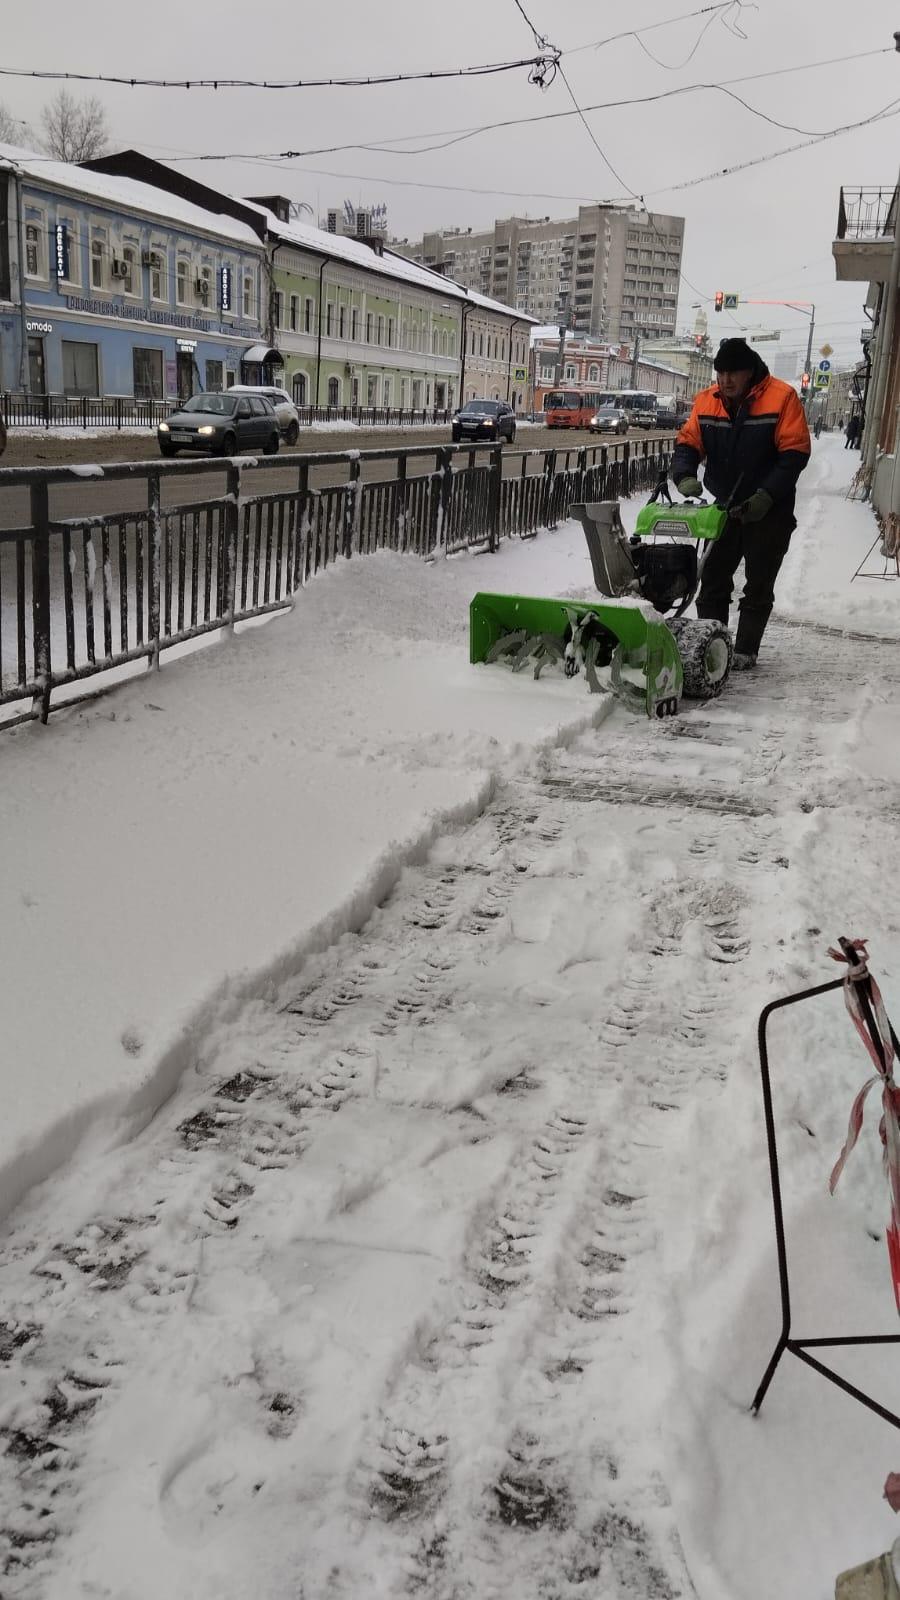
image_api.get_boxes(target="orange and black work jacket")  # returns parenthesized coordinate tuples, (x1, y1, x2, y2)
(672, 363, 811, 512)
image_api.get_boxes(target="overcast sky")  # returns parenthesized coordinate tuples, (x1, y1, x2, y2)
(4, 0, 898, 365)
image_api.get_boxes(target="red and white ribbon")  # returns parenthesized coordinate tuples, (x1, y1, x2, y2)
(827, 940, 900, 1315)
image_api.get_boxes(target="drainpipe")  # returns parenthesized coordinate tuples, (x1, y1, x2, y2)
(459, 300, 471, 403)
(505, 314, 522, 403)
(13, 168, 29, 391)
(314, 253, 332, 408)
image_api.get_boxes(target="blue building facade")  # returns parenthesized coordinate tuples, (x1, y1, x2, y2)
(0, 150, 269, 401)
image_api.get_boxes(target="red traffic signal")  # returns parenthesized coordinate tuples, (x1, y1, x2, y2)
(694, 333, 703, 346)
(714, 290, 724, 313)
(800, 372, 810, 391)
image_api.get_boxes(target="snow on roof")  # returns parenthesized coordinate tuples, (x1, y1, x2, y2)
(465, 288, 539, 323)
(0, 142, 262, 249)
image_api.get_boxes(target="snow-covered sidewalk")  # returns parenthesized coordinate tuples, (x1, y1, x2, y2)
(2, 434, 900, 1599)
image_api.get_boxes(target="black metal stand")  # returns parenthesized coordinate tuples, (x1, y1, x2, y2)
(751, 939, 900, 1428)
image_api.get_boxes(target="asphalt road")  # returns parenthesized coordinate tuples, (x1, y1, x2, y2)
(0, 423, 672, 530)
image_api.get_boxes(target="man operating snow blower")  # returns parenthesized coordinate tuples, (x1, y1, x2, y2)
(672, 337, 810, 670)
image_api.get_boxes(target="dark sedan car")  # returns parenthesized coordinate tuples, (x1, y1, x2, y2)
(589, 405, 629, 436)
(451, 399, 516, 444)
(157, 392, 281, 457)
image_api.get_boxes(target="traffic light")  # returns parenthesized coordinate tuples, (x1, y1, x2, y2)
(800, 372, 810, 392)
(714, 290, 724, 313)
(694, 333, 703, 347)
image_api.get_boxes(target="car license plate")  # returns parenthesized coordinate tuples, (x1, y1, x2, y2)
(171, 432, 192, 442)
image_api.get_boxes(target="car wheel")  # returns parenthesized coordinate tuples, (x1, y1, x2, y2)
(220, 431, 237, 456)
(264, 431, 279, 455)
(285, 421, 299, 445)
(508, 426, 516, 444)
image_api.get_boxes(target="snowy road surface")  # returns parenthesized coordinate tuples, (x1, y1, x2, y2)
(3, 437, 900, 1598)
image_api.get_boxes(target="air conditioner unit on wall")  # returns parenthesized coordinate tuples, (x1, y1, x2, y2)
(111, 259, 129, 279)
(195, 278, 209, 298)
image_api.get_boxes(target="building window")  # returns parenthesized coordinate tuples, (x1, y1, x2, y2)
(326, 302, 333, 337)
(383, 377, 392, 408)
(377, 315, 384, 345)
(339, 303, 346, 339)
(304, 297, 313, 333)
(366, 312, 373, 343)
(196, 264, 213, 309)
(149, 250, 167, 303)
(274, 289, 284, 327)
(62, 339, 99, 397)
(120, 244, 139, 296)
(205, 359, 224, 392)
(292, 371, 307, 406)
(290, 294, 299, 331)
(176, 257, 191, 306)
(432, 328, 439, 355)
(588, 365, 599, 381)
(25, 223, 42, 278)
(133, 347, 164, 400)
(350, 307, 358, 341)
(91, 238, 105, 291)
(367, 373, 378, 406)
(387, 317, 394, 348)
(243, 271, 255, 318)
(401, 321, 408, 349)
(449, 331, 456, 358)
(400, 378, 407, 408)
(327, 375, 340, 406)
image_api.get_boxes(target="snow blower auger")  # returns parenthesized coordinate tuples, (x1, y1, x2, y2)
(469, 479, 734, 718)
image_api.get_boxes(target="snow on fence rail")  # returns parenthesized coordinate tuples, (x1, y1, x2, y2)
(0, 435, 674, 727)
(0, 393, 454, 432)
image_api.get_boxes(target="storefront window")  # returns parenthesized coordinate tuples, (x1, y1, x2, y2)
(133, 347, 163, 400)
(205, 359, 224, 392)
(63, 340, 99, 397)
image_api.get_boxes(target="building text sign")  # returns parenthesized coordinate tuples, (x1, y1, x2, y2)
(65, 294, 255, 338)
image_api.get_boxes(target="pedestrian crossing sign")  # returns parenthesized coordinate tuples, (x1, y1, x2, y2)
(513, 366, 528, 383)
(723, 292, 739, 310)
(814, 370, 830, 389)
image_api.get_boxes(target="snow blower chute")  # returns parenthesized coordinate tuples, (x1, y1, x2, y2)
(469, 480, 734, 717)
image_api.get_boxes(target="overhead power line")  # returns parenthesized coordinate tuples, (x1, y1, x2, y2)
(0, 48, 562, 94)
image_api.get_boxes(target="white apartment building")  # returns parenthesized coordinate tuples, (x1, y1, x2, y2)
(396, 203, 685, 345)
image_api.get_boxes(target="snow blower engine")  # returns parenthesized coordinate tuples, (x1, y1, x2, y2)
(469, 478, 734, 717)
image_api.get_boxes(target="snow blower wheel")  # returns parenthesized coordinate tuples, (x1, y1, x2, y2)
(670, 618, 733, 699)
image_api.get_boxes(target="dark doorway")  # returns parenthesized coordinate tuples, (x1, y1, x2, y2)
(27, 335, 45, 395)
(176, 350, 194, 401)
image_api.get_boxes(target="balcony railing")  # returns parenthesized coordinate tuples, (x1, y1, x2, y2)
(836, 186, 898, 241)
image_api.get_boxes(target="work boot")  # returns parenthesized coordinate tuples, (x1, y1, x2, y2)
(732, 652, 757, 671)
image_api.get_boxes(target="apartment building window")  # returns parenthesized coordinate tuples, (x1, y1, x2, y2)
(339, 304, 346, 338)
(290, 294, 299, 331)
(176, 257, 191, 306)
(387, 317, 394, 347)
(304, 297, 313, 333)
(25, 222, 43, 277)
(196, 263, 213, 309)
(242, 271, 255, 318)
(327, 376, 340, 406)
(351, 307, 359, 341)
(150, 250, 167, 303)
(120, 244, 138, 296)
(274, 290, 284, 327)
(326, 303, 333, 336)
(91, 236, 106, 291)
(366, 312, 373, 342)
(377, 315, 384, 344)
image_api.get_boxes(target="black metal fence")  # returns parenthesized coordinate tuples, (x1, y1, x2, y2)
(0, 434, 674, 727)
(0, 393, 454, 432)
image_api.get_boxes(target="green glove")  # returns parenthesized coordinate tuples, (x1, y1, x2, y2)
(733, 489, 774, 523)
(676, 476, 702, 498)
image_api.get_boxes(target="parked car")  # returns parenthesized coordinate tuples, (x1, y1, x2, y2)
(229, 384, 300, 445)
(157, 392, 280, 457)
(589, 405, 629, 436)
(451, 399, 516, 444)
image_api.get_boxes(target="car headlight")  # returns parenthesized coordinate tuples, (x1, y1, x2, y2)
(197, 425, 216, 436)
(158, 422, 170, 432)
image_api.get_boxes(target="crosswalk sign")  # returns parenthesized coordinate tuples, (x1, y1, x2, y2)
(723, 292, 739, 310)
(814, 370, 830, 389)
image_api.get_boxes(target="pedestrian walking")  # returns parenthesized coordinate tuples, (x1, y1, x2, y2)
(814, 414, 823, 439)
(672, 338, 811, 671)
(845, 414, 861, 449)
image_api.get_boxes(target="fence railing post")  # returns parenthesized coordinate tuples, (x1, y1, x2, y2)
(622, 439, 632, 496)
(395, 452, 409, 551)
(147, 470, 162, 670)
(342, 455, 361, 558)
(29, 480, 52, 724)
(223, 460, 241, 626)
(542, 448, 557, 529)
(488, 443, 503, 553)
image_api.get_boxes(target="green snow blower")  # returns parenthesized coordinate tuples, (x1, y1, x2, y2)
(469, 480, 734, 717)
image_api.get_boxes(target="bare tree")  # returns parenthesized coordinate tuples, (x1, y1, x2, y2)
(41, 89, 109, 163)
(0, 103, 35, 146)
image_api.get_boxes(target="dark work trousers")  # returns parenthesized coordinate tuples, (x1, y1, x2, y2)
(696, 504, 795, 656)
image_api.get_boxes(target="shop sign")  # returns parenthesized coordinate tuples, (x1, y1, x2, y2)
(65, 294, 257, 339)
(176, 339, 197, 353)
(53, 222, 69, 281)
(26, 319, 53, 334)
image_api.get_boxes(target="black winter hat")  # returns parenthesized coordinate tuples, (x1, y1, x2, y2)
(714, 337, 758, 372)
